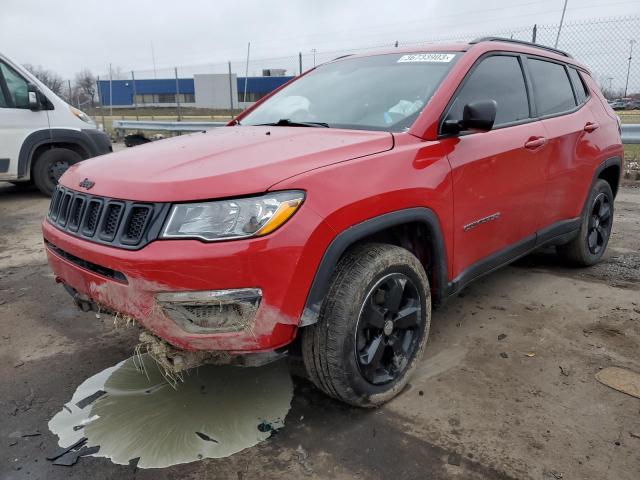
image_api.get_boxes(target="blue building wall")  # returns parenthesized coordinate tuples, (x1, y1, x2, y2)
(98, 76, 292, 106)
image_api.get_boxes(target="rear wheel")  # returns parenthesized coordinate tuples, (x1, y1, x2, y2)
(302, 243, 431, 407)
(557, 179, 614, 266)
(32, 148, 83, 196)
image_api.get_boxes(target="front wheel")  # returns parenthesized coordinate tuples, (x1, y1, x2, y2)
(32, 148, 83, 196)
(557, 179, 614, 266)
(302, 243, 431, 407)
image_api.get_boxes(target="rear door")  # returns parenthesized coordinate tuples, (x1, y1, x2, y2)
(0, 60, 50, 179)
(442, 53, 550, 279)
(526, 57, 597, 226)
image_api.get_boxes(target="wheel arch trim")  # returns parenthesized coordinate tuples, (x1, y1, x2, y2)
(300, 207, 449, 326)
(593, 155, 622, 198)
(17, 129, 98, 179)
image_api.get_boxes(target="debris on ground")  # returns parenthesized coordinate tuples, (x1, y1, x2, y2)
(500, 352, 509, 359)
(294, 445, 313, 476)
(545, 470, 563, 479)
(497, 333, 507, 341)
(525, 352, 536, 358)
(136, 331, 232, 388)
(76, 390, 106, 409)
(595, 367, 640, 399)
(559, 366, 570, 377)
(447, 452, 462, 466)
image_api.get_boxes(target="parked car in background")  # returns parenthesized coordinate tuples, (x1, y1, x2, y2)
(44, 38, 622, 407)
(625, 99, 640, 110)
(608, 99, 628, 110)
(0, 51, 112, 195)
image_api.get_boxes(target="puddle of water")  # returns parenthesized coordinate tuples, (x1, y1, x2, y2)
(49, 354, 293, 468)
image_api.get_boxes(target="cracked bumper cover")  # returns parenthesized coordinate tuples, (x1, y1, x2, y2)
(42, 209, 333, 352)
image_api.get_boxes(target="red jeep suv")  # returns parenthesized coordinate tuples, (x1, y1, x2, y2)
(43, 38, 623, 407)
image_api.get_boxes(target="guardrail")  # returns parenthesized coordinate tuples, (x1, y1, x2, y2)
(112, 119, 227, 134)
(111, 119, 640, 144)
(621, 124, 640, 144)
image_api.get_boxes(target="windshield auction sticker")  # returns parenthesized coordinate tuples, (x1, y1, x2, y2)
(397, 53, 456, 63)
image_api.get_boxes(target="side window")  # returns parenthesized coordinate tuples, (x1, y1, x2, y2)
(0, 62, 29, 109)
(445, 55, 530, 127)
(567, 67, 589, 104)
(528, 58, 576, 116)
(0, 85, 7, 108)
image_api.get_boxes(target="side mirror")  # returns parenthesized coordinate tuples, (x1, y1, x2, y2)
(27, 84, 41, 111)
(442, 99, 497, 134)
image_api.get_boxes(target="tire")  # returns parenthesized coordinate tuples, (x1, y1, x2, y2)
(32, 148, 83, 196)
(302, 243, 431, 407)
(557, 179, 614, 266)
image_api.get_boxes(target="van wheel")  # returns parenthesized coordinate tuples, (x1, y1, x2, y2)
(557, 179, 614, 266)
(302, 243, 431, 407)
(33, 148, 83, 196)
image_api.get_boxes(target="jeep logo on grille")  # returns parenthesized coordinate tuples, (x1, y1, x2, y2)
(79, 178, 95, 190)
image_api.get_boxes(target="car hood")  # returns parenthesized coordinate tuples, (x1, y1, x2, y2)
(61, 126, 393, 202)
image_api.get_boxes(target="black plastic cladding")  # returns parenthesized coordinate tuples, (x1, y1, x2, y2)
(47, 185, 171, 250)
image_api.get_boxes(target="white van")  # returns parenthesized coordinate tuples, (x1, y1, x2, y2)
(0, 52, 111, 195)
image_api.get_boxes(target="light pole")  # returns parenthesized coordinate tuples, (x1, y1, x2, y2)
(605, 76, 614, 94)
(624, 39, 635, 98)
(554, 0, 569, 48)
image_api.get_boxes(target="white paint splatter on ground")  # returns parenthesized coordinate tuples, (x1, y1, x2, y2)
(49, 354, 293, 468)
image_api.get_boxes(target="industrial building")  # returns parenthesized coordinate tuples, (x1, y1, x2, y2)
(97, 73, 293, 109)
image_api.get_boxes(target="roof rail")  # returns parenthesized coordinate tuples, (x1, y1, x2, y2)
(469, 37, 572, 58)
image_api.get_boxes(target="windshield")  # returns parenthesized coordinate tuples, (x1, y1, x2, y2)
(240, 52, 459, 132)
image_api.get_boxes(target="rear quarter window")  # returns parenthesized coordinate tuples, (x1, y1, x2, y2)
(528, 58, 577, 116)
(567, 67, 589, 104)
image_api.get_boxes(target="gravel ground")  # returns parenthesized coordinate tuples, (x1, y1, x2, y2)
(0, 182, 639, 480)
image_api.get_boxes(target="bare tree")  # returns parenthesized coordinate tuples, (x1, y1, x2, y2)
(74, 69, 96, 107)
(23, 64, 64, 96)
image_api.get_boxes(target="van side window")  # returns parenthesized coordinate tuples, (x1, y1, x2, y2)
(528, 59, 577, 116)
(446, 55, 530, 127)
(0, 86, 6, 108)
(0, 62, 29, 109)
(567, 68, 589, 104)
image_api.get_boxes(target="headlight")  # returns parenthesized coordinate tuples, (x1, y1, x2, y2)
(69, 106, 93, 124)
(161, 191, 305, 241)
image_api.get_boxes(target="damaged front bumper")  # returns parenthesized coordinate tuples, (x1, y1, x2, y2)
(42, 211, 332, 353)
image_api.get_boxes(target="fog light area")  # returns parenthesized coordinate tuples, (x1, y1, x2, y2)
(156, 289, 262, 333)
(48, 354, 293, 468)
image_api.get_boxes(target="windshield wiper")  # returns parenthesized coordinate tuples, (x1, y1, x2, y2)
(257, 118, 330, 128)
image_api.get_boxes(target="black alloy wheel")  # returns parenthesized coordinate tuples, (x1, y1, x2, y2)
(586, 192, 612, 255)
(355, 273, 422, 385)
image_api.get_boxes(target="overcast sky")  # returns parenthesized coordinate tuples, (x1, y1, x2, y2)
(1, 0, 638, 79)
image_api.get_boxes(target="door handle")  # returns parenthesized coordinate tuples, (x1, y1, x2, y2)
(584, 122, 599, 132)
(524, 136, 547, 149)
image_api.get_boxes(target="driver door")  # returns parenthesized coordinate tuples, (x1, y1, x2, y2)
(441, 54, 550, 279)
(0, 60, 50, 179)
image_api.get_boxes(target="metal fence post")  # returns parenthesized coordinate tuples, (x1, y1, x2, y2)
(131, 71, 139, 120)
(532, 24, 537, 43)
(108, 63, 113, 117)
(243, 42, 250, 104)
(298, 52, 302, 75)
(228, 61, 234, 118)
(96, 76, 106, 132)
(175, 67, 182, 121)
(624, 39, 635, 98)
